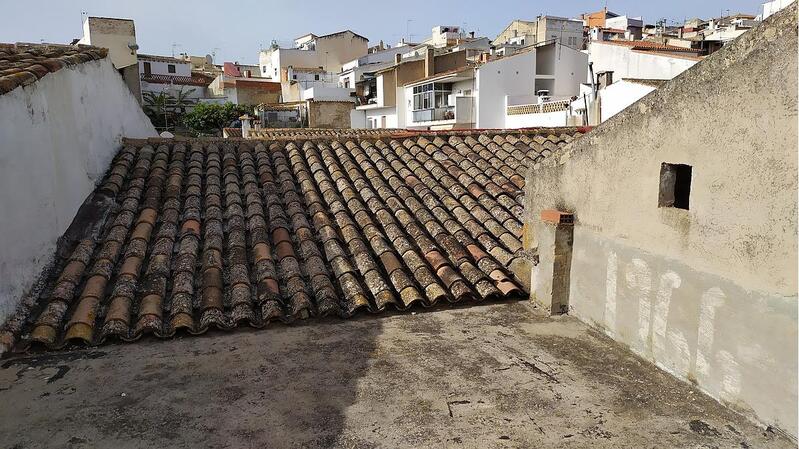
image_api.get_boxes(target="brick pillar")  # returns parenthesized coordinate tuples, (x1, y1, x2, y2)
(533, 210, 574, 315)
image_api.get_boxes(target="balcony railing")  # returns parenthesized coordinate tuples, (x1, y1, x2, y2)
(412, 106, 455, 122)
(507, 99, 571, 115)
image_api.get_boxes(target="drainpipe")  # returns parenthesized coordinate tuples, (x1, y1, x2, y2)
(588, 61, 597, 100)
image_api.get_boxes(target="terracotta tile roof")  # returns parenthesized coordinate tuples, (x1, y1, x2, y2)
(137, 54, 186, 64)
(594, 39, 703, 54)
(248, 128, 400, 139)
(140, 73, 214, 86)
(223, 127, 243, 138)
(0, 42, 108, 95)
(1, 128, 583, 351)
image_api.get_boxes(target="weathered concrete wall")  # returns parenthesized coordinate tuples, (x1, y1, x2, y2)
(523, 5, 798, 437)
(307, 101, 353, 128)
(0, 57, 155, 325)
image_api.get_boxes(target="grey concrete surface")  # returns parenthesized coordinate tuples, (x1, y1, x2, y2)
(0, 302, 792, 449)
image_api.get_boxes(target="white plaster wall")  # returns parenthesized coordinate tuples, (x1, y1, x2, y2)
(350, 109, 366, 128)
(505, 110, 568, 128)
(364, 107, 397, 128)
(589, 42, 699, 79)
(0, 57, 156, 324)
(396, 87, 407, 128)
(551, 46, 589, 97)
(302, 86, 355, 101)
(475, 51, 536, 129)
(139, 59, 191, 76)
(599, 81, 657, 121)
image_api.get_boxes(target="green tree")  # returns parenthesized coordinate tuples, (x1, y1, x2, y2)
(182, 102, 252, 136)
(142, 87, 197, 131)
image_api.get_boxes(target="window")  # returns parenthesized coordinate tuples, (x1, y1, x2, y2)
(658, 163, 692, 210)
(143, 61, 151, 76)
(314, 74, 320, 81)
(292, 74, 297, 80)
(412, 82, 452, 111)
(167, 64, 176, 73)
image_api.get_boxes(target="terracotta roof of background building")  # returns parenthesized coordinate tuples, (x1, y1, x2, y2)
(141, 73, 214, 86)
(0, 42, 108, 95)
(298, 30, 369, 42)
(595, 39, 703, 53)
(248, 128, 403, 139)
(223, 127, 243, 138)
(0, 128, 583, 351)
(137, 54, 186, 64)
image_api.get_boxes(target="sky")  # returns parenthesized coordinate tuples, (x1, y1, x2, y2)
(0, 0, 763, 64)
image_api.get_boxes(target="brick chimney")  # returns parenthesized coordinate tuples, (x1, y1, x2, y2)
(424, 47, 435, 77)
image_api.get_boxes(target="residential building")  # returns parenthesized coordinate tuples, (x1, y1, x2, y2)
(485, 43, 588, 129)
(258, 30, 368, 80)
(570, 40, 703, 125)
(350, 53, 425, 129)
(138, 54, 214, 105)
(523, 5, 797, 437)
(702, 14, 759, 46)
(404, 67, 476, 129)
(588, 40, 702, 80)
(339, 46, 409, 90)
(0, 43, 154, 326)
(493, 16, 585, 51)
(207, 62, 281, 105)
(350, 46, 480, 129)
(589, 27, 628, 42)
(604, 15, 644, 40)
(282, 66, 354, 102)
(581, 7, 620, 28)
(179, 53, 222, 77)
(76, 16, 142, 102)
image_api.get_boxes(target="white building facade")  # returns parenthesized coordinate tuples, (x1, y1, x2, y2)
(477, 43, 588, 129)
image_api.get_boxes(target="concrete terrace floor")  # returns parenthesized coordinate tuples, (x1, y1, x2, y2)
(0, 302, 793, 449)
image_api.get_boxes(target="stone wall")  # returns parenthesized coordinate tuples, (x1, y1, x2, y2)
(522, 5, 797, 437)
(308, 101, 353, 128)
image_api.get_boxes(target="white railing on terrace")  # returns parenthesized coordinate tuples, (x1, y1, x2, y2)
(507, 99, 571, 115)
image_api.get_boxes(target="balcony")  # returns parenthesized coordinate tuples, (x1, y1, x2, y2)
(412, 106, 455, 122)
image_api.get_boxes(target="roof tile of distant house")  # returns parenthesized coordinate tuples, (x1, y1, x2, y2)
(141, 73, 214, 87)
(297, 30, 369, 42)
(0, 42, 108, 95)
(1, 128, 583, 350)
(137, 54, 186, 64)
(596, 39, 703, 54)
